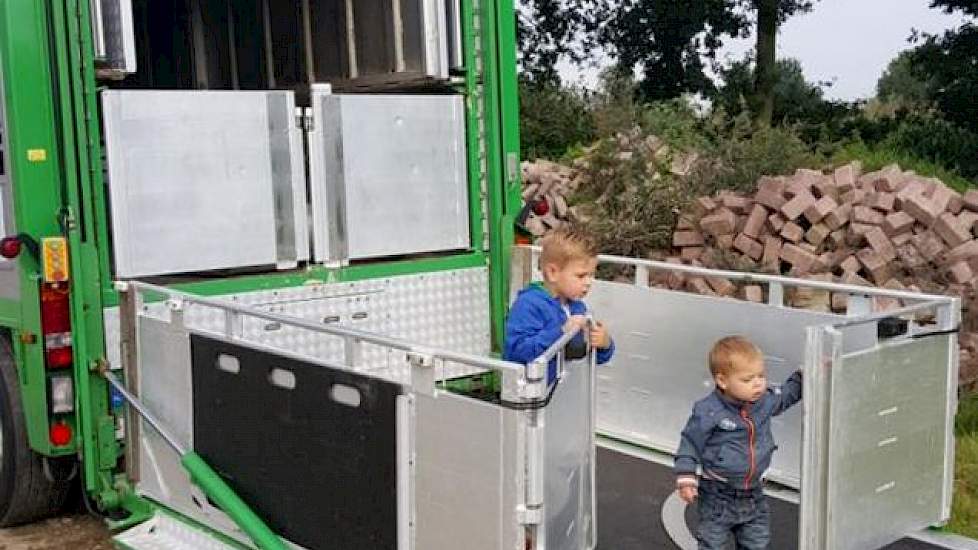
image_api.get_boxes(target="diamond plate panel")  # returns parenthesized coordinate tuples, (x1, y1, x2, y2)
(104, 268, 491, 384)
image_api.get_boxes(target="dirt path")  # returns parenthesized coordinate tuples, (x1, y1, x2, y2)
(0, 515, 113, 550)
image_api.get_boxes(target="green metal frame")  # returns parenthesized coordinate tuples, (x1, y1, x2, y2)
(0, 0, 523, 524)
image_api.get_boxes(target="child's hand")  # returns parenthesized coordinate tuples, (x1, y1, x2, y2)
(678, 485, 698, 504)
(590, 321, 611, 349)
(563, 315, 587, 334)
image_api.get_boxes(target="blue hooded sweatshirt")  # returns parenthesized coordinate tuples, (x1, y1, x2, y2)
(503, 282, 615, 382)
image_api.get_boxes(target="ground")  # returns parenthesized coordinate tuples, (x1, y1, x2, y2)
(0, 515, 111, 549)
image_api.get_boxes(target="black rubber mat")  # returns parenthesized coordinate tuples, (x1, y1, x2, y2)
(596, 447, 946, 550)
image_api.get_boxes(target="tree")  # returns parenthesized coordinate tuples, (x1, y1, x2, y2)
(716, 58, 828, 123)
(905, 0, 978, 132)
(876, 50, 936, 106)
(748, 0, 818, 126)
(597, 0, 748, 100)
(517, 0, 609, 84)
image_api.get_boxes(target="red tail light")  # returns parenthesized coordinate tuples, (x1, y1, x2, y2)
(49, 421, 73, 447)
(40, 284, 72, 369)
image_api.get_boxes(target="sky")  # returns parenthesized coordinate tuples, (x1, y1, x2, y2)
(558, 0, 971, 101)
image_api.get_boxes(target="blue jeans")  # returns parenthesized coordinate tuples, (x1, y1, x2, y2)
(695, 480, 770, 550)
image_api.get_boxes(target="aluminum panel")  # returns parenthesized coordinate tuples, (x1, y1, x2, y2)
(824, 334, 952, 550)
(414, 391, 522, 550)
(104, 268, 491, 383)
(309, 92, 469, 262)
(587, 281, 875, 487)
(101, 90, 308, 278)
(543, 358, 596, 550)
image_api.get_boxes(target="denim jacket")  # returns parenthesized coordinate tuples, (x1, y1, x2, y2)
(503, 282, 615, 382)
(674, 371, 803, 490)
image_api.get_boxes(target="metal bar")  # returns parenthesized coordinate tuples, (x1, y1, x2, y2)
(300, 0, 315, 85)
(226, 0, 239, 89)
(829, 299, 946, 329)
(344, 0, 358, 78)
(104, 372, 187, 455)
(261, 0, 275, 87)
(90, 0, 107, 59)
(530, 324, 583, 367)
(120, 281, 525, 375)
(391, 0, 405, 72)
(520, 246, 953, 304)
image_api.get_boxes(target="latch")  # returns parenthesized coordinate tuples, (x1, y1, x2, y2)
(407, 349, 441, 397)
(296, 107, 314, 132)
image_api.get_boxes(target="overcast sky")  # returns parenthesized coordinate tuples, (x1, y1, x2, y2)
(558, 0, 971, 100)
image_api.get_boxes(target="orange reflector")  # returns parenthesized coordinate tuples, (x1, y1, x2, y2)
(41, 237, 69, 283)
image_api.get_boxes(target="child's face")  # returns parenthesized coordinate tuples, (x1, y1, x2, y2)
(543, 258, 597, 301)
(716, 357, 767, 403)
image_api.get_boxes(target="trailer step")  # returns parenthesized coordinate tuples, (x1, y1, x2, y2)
(114, 512, 241, 550)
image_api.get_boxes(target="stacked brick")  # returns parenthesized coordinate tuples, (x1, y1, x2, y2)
(518, 160, 584, 236)
(665, 163, 978, 390)
(669, 163, 978, 306)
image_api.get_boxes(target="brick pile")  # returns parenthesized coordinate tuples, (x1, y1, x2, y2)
(665, 162, 978, 389)
(518, 160, 584, 236)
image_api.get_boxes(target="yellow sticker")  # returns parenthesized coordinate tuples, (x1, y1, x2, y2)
(41, 237, 69, 283)
(27, 149, 47, 162)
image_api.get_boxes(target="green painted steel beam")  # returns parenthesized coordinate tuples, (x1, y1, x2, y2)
(0, 0, 67, 456)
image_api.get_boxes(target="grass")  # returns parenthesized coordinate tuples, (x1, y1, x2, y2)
(831, 141, 975, 192)
(948, 393, 978, 539)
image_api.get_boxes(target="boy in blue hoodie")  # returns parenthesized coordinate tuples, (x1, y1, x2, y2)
(675, 336, 803, 550)
(504, 227, 614, 382)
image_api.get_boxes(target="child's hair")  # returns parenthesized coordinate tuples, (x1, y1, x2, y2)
(538, 226, 598, 270)
(709, 336, 763, 376)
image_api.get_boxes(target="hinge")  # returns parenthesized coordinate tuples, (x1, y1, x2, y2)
(296, 107, 314, 132)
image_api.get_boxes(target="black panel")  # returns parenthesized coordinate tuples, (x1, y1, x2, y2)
(191, 334, 401, 550)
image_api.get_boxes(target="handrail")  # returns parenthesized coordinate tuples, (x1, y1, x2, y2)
(117, 280, 562, 378)
(520, 245, 954, 304)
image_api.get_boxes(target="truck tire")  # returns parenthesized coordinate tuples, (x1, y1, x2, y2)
(0, 335, 72, 526)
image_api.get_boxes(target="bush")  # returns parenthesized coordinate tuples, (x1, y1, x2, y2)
(883, 116, 978, 181)
(519, 79, 596, 161)
(831, 141, 973, 192)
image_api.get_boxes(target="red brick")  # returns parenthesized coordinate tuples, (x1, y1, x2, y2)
(805, 223, 831, 247)
(958, 211, 978, 232)
(963, 190, 978, 212)
(781, 191, 816, 221)
(846, 223, 874, 247)
(897, 243, 926, 269)
(687, 278, 714, 295)
(892, 232, 913, 247)
(856, 248, 892, 284)
(734, 233, 764, 260)
(949, 194, 964, 215)
(741, 285, 764, 303)
(768, 213, 787, 232)
(839, 255, 860, 273)
(852, 205, 884, 225)
(680, 246, 704, 261)
(902, 194, 939, 226)
(865, 226, 897, 261)
(866, 192, 895, 212)
(841, 188, 866, 205)
(677, 216, 696, 230)
(743, 204, 769, 239)
(700, 208, 737, 236)
(804, 196, 837, 224)
(949, 261, 974, 284)
(934, 212, 971, 248)
(799, 242, 818, 254)
(824, 203, 852, 231)
(717, 234, 735, 250)
(780, 221, 805, 243)
(828, 229, 847, 248)
(755, 187, 787, 210)
(834, 162, 861, 190)
(691, 196, 718, 217)
(781, 243, 818, 273)
(707, 276, 737, 296)
(920, 178, 939, 197)
(947, 240, 978, 263)
(913, 231, 947, 262)
(831, 293, 848, 312)
(757, 176, 787, 195)
(842, 271, 873, 287)
(929, 184, 955, 213)
(673, 231, 705, 248)
(721, 194, 752, 214)
(882, 211, 914, 236)
(762, 236, 782, 267)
